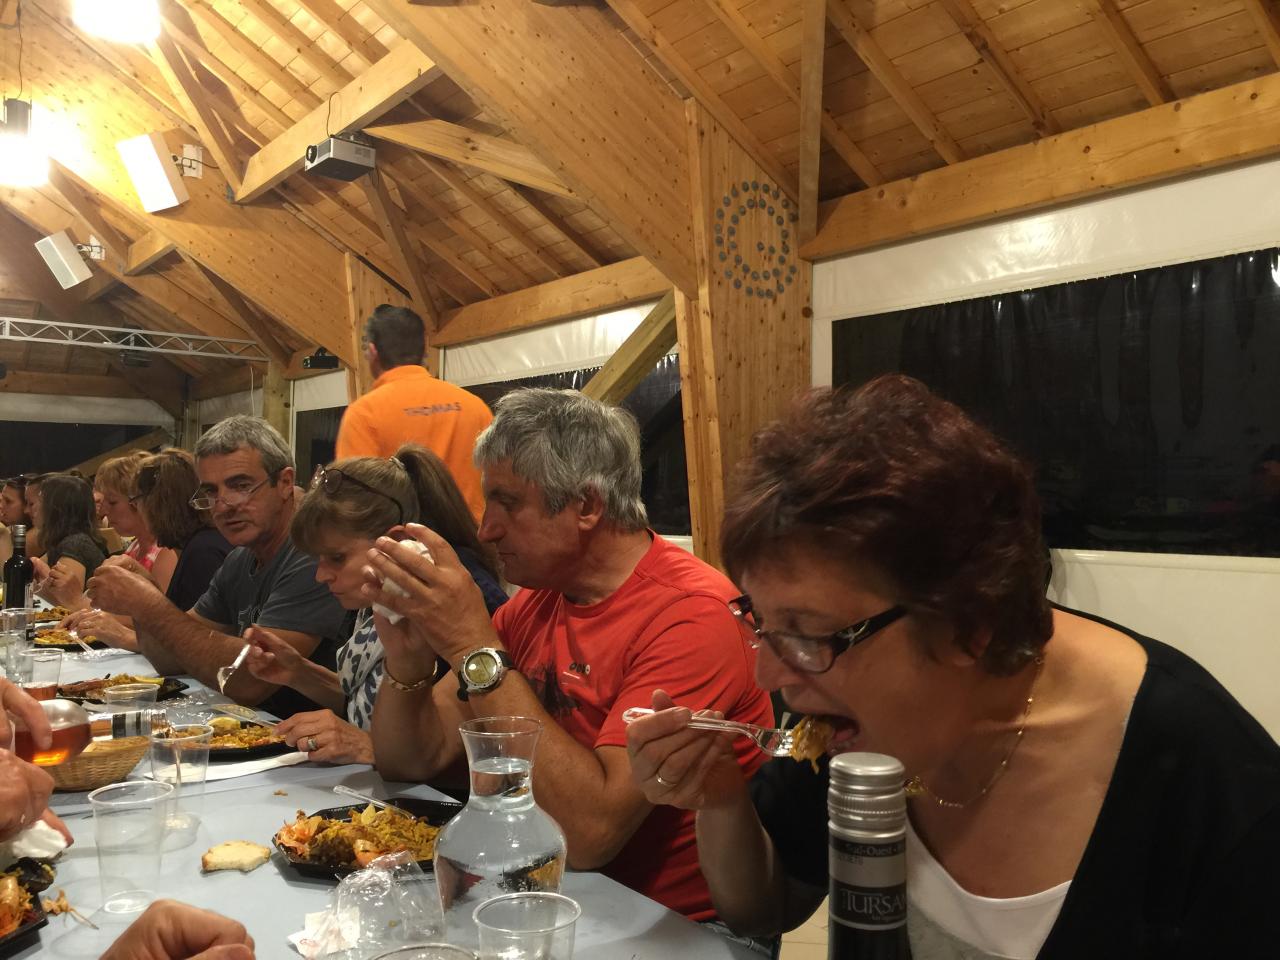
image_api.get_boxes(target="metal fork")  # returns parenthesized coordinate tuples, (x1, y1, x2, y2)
(622, 706, 794, 757)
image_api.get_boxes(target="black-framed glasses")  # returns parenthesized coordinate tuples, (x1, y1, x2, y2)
(310, 465, 404, 526)
(131, 464, 159, 503)
(189, 475, 270, 512)
(728, 594, 907, 674)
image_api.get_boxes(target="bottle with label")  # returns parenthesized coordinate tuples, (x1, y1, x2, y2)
(3, 524, 33, 611)
(11, 699, 171, 766)
(828, 752, 912, 960)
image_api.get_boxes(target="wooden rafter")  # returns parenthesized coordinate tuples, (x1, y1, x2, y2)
(699, 0, 882, 187)
(178, 252, 292, 366)
(0, 370, 148, 399)
(238, 0, 353, 91)
(804, 73, 1280, 262)
(151, 32, 245, 193)
(294, 0, 389, 66)
(365, 119, 574, 198)
(125, 232, 178, 275)
(416, 231, 500, 299)
(0, 0, 18, 28)
(937, 0, 1060, 136)
(508, 186, 605, 270)
(1244, 0, 1280, 68)
(435, 257, 669, 347)
(73, 272, 120, 303)
(605, 0, 798, 199)
(421, 158, 567, 279)
(363, 168, 440, 326)
(581, 291, 676, 405)
(1082, 0, 1172, 107)
(237, 42, 439, 202)
(826, 0, 965, 165)
(798, 0, 825, 245)
(173, 0, 322, 108)
(46, 165, 131, 265)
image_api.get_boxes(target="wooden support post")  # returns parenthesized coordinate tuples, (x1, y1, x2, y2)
(262, 361, 292, 445)
(674, 289, 724, 566)
(798, 0, 826, 245)
(581, 291, 676, 405)
(343, 253, 411, 402)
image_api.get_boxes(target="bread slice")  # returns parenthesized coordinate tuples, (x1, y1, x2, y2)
(201, 841, 271, 873)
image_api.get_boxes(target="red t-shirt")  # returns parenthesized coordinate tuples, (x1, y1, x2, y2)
(494, 534, 773, 921)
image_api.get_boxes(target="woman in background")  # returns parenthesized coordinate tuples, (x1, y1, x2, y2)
(97, 453, 176, 591)
(64, 449, 231, 650)
(33, 475, 108, 603)
(245, 444, 506, 765)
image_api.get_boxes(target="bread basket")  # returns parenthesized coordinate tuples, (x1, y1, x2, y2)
(48, 737, 148, 792)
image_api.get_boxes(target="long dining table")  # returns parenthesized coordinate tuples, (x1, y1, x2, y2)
(16, 648, 758, 959)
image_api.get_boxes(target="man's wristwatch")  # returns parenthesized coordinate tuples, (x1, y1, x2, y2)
(456, 647, 515, 701)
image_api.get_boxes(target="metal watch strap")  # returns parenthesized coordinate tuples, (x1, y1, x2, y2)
(456, 648, 514, 701)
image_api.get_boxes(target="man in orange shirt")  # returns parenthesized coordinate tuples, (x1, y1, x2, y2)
(336, 305, 492, 519)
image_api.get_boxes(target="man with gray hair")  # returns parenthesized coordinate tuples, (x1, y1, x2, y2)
(87, 415, 349, 718)
(367, 389, 772, 922)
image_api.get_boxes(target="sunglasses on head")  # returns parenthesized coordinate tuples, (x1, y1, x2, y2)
(310, 465, 405, 527)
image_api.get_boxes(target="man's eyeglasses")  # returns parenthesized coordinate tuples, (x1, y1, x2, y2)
(310, 465, 405, 526)
(189, 476, 271, 512)
(728, 594, 907, 674)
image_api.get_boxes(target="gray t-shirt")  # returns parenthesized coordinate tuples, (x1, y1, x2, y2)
(194, 540, 351, 718)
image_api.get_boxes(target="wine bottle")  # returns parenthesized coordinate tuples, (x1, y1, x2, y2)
(828, 753, 912, 959)
(3, 524, 33, 610)
(11, 699, 171, 767)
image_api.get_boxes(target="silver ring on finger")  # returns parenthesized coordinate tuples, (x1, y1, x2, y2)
(306, 737, 319, 752)
(654, 772, 678, 788)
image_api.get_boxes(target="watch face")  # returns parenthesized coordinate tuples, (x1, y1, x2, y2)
(463, 651, 500, 686)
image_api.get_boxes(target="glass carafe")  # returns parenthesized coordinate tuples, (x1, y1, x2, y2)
(433, 716, 567, 951)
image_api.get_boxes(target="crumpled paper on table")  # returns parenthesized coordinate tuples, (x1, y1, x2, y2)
(0, 820, 68, 869)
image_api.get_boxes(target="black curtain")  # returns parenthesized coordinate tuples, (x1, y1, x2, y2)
(833, 248, 1280, 556)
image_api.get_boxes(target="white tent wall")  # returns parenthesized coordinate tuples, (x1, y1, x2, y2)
(195, 389, 260, 430)
(811, 156, 1280, 740)
(0, 393, 173, 427)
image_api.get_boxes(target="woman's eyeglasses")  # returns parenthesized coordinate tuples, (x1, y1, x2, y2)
(728, 594, 907, 673)
(310, 465, 405, 526)
(130, 465, 159, 503)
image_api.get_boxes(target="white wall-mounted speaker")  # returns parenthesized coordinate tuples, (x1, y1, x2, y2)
(35, 231, 93, 289)
(117, 131, 190, 213)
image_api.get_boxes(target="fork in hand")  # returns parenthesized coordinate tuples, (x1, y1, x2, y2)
(622, 706, 795, 757)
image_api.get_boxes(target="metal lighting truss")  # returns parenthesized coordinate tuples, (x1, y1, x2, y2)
(0, 315, 269, 362)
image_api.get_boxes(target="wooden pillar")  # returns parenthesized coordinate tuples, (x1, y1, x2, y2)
(262, 360, 292, 445)
(343, 253, 414, 402)
(681, 100, 812, 564)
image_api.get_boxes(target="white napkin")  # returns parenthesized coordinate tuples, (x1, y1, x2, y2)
(371, 540, 433, 625)
(0, 820, 68, 869)
(287, 908, 360, 958)
(201, 751, 309, 782)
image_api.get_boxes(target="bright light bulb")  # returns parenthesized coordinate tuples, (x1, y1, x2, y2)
(73, 0, 161, 44)
(0, 133, 49, 188)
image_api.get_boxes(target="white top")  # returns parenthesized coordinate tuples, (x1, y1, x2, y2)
(906, 818, 1070, 960)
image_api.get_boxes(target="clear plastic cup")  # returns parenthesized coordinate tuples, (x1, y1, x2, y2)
(149, 723, 213, 848)
(15, 648, 61, 699)
(102, 682, 161, 705)
(369, 947, 478, 960)
(87, 780, 174, 914)
(474, 892, 580, 960)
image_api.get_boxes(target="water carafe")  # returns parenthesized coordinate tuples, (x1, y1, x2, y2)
(434, 716, 567, 950)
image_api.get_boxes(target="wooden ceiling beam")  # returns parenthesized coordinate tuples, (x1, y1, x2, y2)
(0, 1, 18, 27)
(509, 185, 605, 270)
(581, 291, 676, 405)
(294, 0, 388, 66)
(363, 167, 440, 326)
(421, 158, 566, 279)
(72, 272, 121, 303)
(804, 72, 1280, 262)
(699, 0, 882, 187)
(173, 0, 322, 109)
(826, 0, 965, 165)
(109, 356, 187, 420)
(46, 165, 132, 265)
(366, 119, 575, 198)
(362, 0, 697, 297)
(125, 232, 179, 275)
(798, 0, 825, 245)
(0, 370, 147, 399)
(178, 252, 293, 366)
(1082, 0, 1172, 106)
(151, 32, 246, 193)
(937, 0, 1059, 137)
(1244, 0, 1280, 68)
(237, 43, 439, 203)
(417, 233, 500, 299)
(238, 0, 353, 91)
(605, 0, 798, 199)
(435, 257, 669, 347)
(191, 364, 253, 401)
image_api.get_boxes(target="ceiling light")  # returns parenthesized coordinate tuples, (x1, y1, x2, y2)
(0, 99, 48, 188)
(117, 132, 190, 212)
(72, 0, 161, 44)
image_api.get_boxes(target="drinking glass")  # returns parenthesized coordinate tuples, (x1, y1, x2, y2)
(474, 893, 580, 960)
(87, 780, 174, 914)
(102, 682, 161, 705)
(369, 948, 478, 960)
(150, 723, 212, 848)
(0, 609, 28, 679)
(15, 649, 62, 700)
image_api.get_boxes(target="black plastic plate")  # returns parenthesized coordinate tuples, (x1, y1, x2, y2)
(207, 720, 293, 762)
(0, 908, 47, 959)
(59, 676, 189, 702)
(272, 797, 462, 879)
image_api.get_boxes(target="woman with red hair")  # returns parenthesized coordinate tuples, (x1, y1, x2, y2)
(627, 375, 1279, 958)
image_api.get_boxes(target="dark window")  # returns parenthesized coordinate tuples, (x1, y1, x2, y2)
(294, 406, 344, 484)
(466, 356, 691, 536)
(0, 423, 157, 477)
(832, 248, 1280, 557)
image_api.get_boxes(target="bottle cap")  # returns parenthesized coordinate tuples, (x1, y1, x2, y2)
(828, 752, 906, 829)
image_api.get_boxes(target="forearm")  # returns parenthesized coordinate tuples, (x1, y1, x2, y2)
(370, 677, 464, 781)
(134, 597, 276, 703)
(695, 789, 793, 936)
(286, 659, 346, 713)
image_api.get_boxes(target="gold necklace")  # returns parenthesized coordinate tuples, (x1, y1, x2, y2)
(905, 655, 1045, 809)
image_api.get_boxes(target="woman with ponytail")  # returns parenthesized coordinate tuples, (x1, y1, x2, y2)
(244, 444, 506, 765)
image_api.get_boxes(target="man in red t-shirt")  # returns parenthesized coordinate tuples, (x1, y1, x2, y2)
(368, 389, 772, 921)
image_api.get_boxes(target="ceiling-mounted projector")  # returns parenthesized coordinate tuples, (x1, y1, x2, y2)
(304, 134, 375, 182)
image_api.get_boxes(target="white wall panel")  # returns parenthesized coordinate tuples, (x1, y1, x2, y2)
(0, 393, 173, 426)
